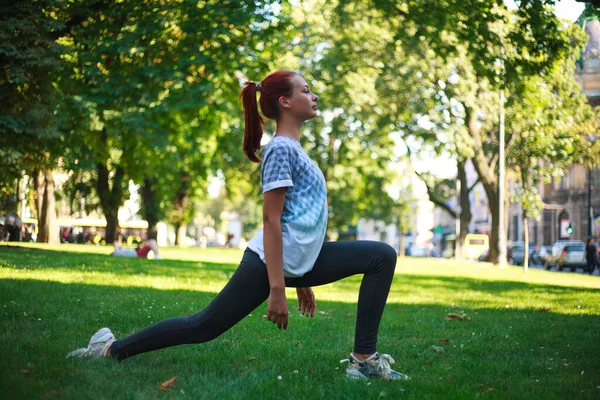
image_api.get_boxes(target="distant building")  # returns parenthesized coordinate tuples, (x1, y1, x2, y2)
(507, 11, 600, 246)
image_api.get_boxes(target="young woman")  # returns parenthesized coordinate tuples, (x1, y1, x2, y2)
(67, 71, 408, 381)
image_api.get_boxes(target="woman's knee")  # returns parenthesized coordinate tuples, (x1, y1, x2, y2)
(374, 242, 398, 271)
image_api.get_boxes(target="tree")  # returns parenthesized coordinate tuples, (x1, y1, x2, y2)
(56, 0, 287, 243)
(506, 46, 599, 272)
(0, 0, 68, 244)
(363, 1, 589, 263)
(278, 0, 404, 234)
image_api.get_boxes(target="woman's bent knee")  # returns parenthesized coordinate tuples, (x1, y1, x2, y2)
(379, 242, 398, 270)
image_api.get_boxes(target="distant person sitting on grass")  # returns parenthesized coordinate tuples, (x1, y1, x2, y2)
(111, 238, 161, 260)
(67, 71, 407, 381)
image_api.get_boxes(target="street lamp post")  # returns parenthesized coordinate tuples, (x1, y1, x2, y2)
(588, 135, 597, 239)
(589, 167, 593, 239)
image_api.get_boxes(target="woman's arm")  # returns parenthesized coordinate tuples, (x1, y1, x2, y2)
(263, 187, 288, 329)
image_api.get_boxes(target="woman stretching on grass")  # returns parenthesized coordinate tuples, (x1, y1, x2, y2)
(67, 71, 409, 381)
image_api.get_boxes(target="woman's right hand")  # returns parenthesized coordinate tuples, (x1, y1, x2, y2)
(267, 288, 289, 330)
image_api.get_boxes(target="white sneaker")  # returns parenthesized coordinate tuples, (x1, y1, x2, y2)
(66, 327, 116, 359)
(341, 352, 410, 380)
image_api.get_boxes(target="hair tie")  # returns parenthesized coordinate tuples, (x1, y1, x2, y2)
(255, 82, 262, 92)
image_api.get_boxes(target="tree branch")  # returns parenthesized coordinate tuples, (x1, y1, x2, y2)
(413, 169, 458, 219)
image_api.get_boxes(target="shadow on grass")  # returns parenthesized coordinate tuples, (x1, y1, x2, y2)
(2, 277, 600, 399)
(0, 245, 238, 276)
(3, 246, 600, 308)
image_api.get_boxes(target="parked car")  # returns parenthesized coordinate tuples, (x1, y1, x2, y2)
(508, 243, 534, 266)
(544, 240, 586, 270)
(556, 244, 587, 272)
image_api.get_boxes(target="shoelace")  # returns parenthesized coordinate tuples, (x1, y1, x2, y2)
(339, 353, 396, 368)
(374, 354, 395, 375)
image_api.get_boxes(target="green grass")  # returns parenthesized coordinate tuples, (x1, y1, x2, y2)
(1, 243, 599, 399)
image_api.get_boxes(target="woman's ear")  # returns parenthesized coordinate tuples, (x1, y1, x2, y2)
(278, 96, 291, 109)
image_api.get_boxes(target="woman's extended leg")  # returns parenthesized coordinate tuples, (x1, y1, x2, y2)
(286, 240, 397, 355)
(108, 249, 270, 360)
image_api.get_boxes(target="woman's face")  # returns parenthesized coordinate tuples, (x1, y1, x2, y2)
(283, 75, 319, 121)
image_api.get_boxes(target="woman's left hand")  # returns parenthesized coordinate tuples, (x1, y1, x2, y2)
(296, 287, 316, 317)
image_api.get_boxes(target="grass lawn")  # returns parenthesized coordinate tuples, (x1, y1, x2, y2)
(1, 242, 599, 399)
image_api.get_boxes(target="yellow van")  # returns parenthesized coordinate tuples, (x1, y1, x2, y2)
(464, 234, 489, 260)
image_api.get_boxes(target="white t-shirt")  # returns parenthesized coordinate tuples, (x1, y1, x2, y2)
(247, 136, 328, 277)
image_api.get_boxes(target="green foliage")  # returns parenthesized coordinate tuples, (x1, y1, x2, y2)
(0, 1, 68, 209)
(506, 23, 597, 220)
(280, 0, 404, 232)
(47, 0, 287, 237)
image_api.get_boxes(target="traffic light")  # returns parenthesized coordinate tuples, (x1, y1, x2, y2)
(566, 224, 573, 234)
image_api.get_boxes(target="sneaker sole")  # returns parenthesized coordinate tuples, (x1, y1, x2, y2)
(66, 348, 88, 358)
(346, 369, 368, 380)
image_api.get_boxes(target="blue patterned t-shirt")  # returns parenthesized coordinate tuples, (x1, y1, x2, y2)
(247, 136, 328, 277)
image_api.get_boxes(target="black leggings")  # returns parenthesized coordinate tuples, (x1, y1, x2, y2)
(109, 240, 397, 360)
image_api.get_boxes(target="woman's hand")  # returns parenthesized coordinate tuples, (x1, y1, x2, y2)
(267, 288, 289, 330)
(296, 287, 316, 317)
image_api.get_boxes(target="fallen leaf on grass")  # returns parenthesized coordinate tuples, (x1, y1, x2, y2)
(478, 384, 494, 392)
(20, 369, 31, 376)
(445, 313, 470, 321)
(490, 335, 500, 342)
(249, 357, 259, 361)
(160, 376, 177, 391)
(431, 345, 445, 353)
(439, 339, 451, 344)
(540, 307, 550, 312)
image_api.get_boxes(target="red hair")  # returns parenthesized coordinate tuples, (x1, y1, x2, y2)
(241, 70, 297, 163)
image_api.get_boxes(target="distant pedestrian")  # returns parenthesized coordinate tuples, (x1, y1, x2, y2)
(67, 71, 406, 381)
(585, 238, 597, 275)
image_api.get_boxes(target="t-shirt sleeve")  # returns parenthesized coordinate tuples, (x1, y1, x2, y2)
(261, 144, 295, 193)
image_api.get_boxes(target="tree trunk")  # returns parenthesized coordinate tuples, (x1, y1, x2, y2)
(33, 169, 45, 241)
(170, 171, 191, 247)
(175, 224, 187, 247)
(465, 105, 505, 264)
(456, 160, 473, 259)
(37, 169, 59, 244)
(398, 218, 405, 258)
(97, 160, 124, 244)
(96, 130, 125, 244)
(523, 210, 529, 274)
(141, 177, 160, 238)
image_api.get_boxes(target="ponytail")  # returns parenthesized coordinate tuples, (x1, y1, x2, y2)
(241, 71, 297, 163)
(241, 81, 264, 163)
